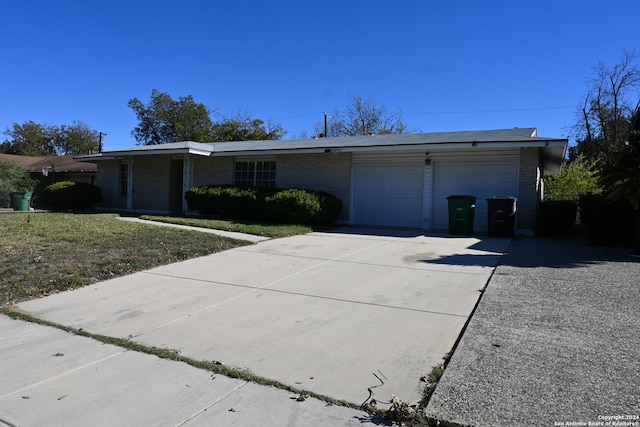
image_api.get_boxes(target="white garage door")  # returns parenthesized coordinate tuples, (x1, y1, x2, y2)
(432, 158, 518, 232)
(353, 160, 424, 228)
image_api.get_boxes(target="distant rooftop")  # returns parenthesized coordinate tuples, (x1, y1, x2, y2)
(0, 153, 97, 173)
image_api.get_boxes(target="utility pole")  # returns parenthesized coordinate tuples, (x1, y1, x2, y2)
(324, 113, 332, 138)
(98, 132, 107, 153)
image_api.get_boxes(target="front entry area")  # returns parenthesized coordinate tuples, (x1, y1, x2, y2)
(169, 159, 184, 214)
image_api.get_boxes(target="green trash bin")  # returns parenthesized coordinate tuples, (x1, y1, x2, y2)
(447, 195, 476, 235)
(11, 192, 32, 211)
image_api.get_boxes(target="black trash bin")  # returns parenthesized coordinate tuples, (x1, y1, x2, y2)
(447, 195, 476, 235)
(487, 196, 517, 237)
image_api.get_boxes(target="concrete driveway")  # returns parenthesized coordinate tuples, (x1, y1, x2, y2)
(11, 227, 509, 412)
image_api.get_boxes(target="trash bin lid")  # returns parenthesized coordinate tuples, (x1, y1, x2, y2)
(447, 195, 476, 200)
(487, 196, 517, 201)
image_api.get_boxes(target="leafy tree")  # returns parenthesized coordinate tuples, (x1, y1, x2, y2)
(1, 121, 56, 155)
(0, 161, 37, 207)
(601, 118, 640, 252)
(54, 120, 100, 155)
(569, 50, 640, 169)
(1, 120, 100, 156)
(128, 89, 214, 145)
(128, 90, 287, 144)
(604, 129, 640, 209)
(324, 95, 409, 137)
(544, 156, 603, 202)
(211, 112, 287, 142)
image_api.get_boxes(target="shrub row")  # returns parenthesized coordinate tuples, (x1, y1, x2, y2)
(536, 195, 635, 246)
(536, 200, 577, 237)
(43, 181, 102, 210)
(185, 185, 342, 225)
(579, 194, 634, 246)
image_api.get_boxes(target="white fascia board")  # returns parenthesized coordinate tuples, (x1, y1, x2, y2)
(90, 148, 212, 158)
(212, 148, 330, 157)
(212, 140, 566, 157)
(186, 148, 214, 156)
(74, 155, 116, 162)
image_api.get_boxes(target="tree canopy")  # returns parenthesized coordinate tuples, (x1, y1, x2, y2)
(322, 95, 409, 137)
(1, 120, 100, 156)
(128, 90, 214, 145)
(602, 118, 640, 209)
(128, 90, 287, 145)
(569, 50, 640, 169)
(211, 112, 286, 142)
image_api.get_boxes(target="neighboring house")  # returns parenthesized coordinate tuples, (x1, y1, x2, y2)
(75, 128, 567, 234)
(0, 153, 98, 206)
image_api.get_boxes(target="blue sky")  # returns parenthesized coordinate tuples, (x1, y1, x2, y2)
(1, 0, 638, 151)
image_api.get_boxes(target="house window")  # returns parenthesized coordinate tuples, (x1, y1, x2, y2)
(119, 164, 128, 197)
(235, 161, 276, 187)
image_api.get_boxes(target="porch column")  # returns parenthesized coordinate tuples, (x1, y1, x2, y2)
(182, 154, 194, 214)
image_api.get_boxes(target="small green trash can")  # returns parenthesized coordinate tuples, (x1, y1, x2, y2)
(11, 192, 32, 211)
(447, 195, 476, 235)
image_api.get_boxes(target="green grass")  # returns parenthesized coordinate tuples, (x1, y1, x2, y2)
(139, 215, 314, 238)
(0, 213, 251, 305)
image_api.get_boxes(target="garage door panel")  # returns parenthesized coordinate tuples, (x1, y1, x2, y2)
(432, 159, 518, 232)
(353, 162, 423, 228)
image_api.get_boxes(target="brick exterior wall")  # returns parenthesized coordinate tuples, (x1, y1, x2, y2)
(131, 155, 172, 212)
(275, 153, 352, 221)
(517, 147, 541, 231)
(95, 160, 126, 209)
(193, 157, 234, 186)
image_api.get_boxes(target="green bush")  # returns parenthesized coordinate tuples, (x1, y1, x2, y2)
(579, 194, 634, 246)
(537, 200, 577, 237)
(265, 189, 320, 224)
(544, 156, 602, 202)
(310, 190, 342, 225)
(43, 181, 102, 210)
(0, 161, 37, 207)
(185, 185, 278, 219)
(185, 185, 226, 216)
(265, 189, 342, 225)
(186, 185, 341, 225)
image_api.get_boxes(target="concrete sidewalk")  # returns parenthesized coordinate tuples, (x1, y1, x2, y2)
(425, 238, 640, 426)
(2, 228, 510, 426)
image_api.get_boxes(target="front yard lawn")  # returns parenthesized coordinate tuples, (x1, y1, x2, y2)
(0, 213, 252, 305)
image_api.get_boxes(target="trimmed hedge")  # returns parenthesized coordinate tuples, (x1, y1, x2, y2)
(536, 200, 577, 237)
(579, 194, 634, 246)
(185, 185, 342, 225)
(184, 185, 278, 219)
(43, 181, 102, 210)
(265, 189, 342, 225)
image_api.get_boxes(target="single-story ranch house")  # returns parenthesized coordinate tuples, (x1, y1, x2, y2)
(75, 128, 567, 234)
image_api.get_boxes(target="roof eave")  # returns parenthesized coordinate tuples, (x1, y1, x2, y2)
(540, 145, 567, 175)
(74, 147, 212, 162)
(213, 139, 568, 157)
